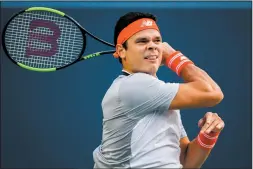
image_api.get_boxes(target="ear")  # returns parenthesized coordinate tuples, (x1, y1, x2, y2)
(116, 44, 126, 59)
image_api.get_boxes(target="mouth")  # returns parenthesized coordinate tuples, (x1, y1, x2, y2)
(144, 55, 158, 61)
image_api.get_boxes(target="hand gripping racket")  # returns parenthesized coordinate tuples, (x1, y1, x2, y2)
(2, 7, 115, 72)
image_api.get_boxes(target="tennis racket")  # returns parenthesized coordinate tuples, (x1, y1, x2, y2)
(2, 7, 115, 72)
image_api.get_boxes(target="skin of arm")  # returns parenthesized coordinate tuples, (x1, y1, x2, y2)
(179, 112, 225, 168)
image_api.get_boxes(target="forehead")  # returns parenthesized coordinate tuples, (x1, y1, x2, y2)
(130, 29, 161, 40)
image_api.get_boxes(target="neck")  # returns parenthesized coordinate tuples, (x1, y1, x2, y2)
(122, 69, 132, 75)
(122, 68, 157, 78)
(122, 68, 133, 75)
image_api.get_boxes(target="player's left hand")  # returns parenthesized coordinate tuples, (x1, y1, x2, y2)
(198, 112, 225, 134)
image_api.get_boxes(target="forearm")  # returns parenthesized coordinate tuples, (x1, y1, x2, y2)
(165, 50, 223, 95)
(180, 64, 222, 92)
(183, 130, 220, 168)
(183, 139, 212, 168)
(180, 112, 224, 169)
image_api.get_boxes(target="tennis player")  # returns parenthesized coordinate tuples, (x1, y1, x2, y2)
(93, 12, 225, 168)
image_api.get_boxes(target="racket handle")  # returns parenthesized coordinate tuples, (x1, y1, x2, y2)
(81, 52, 101, 60)
(81, 50, 115, 60)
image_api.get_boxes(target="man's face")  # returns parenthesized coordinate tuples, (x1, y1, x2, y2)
(121, 29, 163, 76)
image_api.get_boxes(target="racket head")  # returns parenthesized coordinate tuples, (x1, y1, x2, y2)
(2, 7, 86, 72)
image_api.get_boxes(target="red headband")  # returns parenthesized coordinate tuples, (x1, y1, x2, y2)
(113, 18, 160, 58)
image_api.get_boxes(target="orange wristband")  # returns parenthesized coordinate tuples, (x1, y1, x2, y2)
(165, 51, 194, 76)
(196, 132, 220, 149)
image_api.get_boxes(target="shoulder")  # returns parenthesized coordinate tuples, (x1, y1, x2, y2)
(118, 73, 164, 98)
(123, 72, 163, 86)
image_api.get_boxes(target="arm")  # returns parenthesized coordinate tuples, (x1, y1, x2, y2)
(180, 137, 212, 168)
(171, 64, 223, 109)
(180, 112, 225, 168)
(162, 42, 224, 110)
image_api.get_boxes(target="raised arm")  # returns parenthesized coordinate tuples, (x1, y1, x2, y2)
(162, 42, 224, 110)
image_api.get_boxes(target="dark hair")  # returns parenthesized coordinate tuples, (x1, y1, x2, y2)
(114, 12, 157, 64)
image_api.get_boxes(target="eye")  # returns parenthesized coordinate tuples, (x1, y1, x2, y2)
(137, 39, 148, 43)
(154, 39, 161, 43)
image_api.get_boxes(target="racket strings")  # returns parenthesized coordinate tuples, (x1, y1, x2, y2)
(5, 11, 84, 69)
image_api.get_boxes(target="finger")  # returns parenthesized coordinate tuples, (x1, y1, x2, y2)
(198, 118, 204, 128)
(162, 42, 175, 54)
(216, 121, 225, 131)
(162, 42, 171, 48)
(205, 118, 221, 134)
(200, 113, 214, 133)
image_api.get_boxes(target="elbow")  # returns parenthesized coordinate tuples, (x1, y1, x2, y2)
(202, 83, 224, 107)
(206, 90, 224, 107)
(217, 90, 224, 102)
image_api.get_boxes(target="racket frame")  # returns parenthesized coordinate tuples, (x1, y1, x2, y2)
(2, 7, 115, 72)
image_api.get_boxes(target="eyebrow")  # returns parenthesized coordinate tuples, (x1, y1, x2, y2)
(153, 36, 162, 40)
(135, 37, 148, 42)
(135, 36, 161, 42)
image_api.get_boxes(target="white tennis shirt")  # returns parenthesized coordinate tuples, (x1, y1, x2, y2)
(93, 71, 187, 168)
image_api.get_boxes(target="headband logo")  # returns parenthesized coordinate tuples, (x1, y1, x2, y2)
(140, 20, 153, 27)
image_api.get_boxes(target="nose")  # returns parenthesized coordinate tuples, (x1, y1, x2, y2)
(146, 41, 158, 51)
